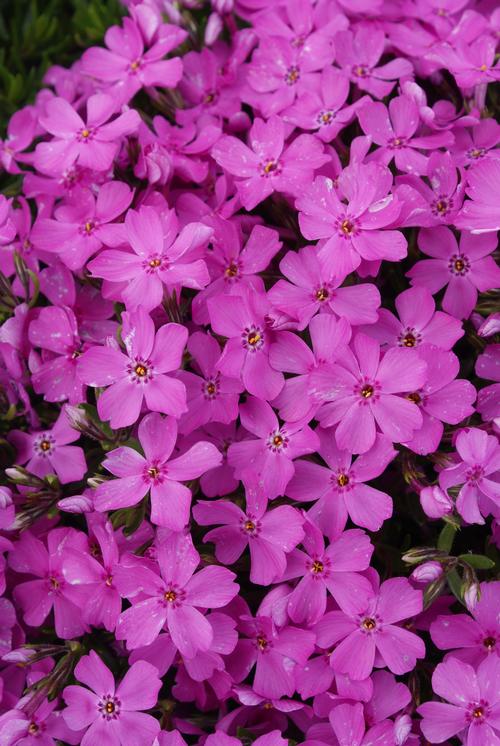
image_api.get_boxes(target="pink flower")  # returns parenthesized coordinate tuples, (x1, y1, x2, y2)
(268, 244, 380, 331)
(34, 94, 140, 174)
(9, 528, 90, 639)
(418, 656, 500, 744)
(285, 521, 374, 626)
(207, 288, 284, 401)
(9, 406, 86, 484)
(227, 396, 319, 499)
(62, 651, 161, 746)
(193, 497, 305, 585)
(287, 431, 395, 536)
(428, 35, 500, 89)
(212, 115, 329, 210)
(329, 702, 394, 746)
(0, 106, 37, 174)
(114, 531, 238, 655)
(178, 332, 243, 435)
(31, 182, 133, 270)
(455, 159, 500, 233)
(439, 428, 500, 524)
(358, 94, 453, 175)
(335, 27, 413, 99)
(296, 164, 407, 278)
(78, 309, 188, 428)
(81, 17, 186, 105)
(430, 581, 500, 664)
(315, 575, 425, 680)
(88, 205, 212, 311)
(95, 412, 221, 529)
(28, 305, 86, 404)
(408, 226, 500, 319)
(311, 333, 427, 454)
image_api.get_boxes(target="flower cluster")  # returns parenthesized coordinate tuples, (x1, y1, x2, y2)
(0, 0, 499, 744)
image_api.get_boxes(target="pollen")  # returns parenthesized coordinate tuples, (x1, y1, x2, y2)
(479, 64, 488, 72)
(81, 129, 90, 138)
(472, 706, 484, 719)
(247, 332, 261, 346)
(105, 575, 113, 587)
(273, 434, 284, 447)
(263, 160, 278, 175)
(483, 636, 496, 650)
(149, 258, 161, 268)
(244, 519, 256, 532)
(148, 466, 159, 478)
(40, 439, 51, 452)
(134, 364, 148, 377)
(206, 382, 217, 396)
(402, 332, 416, 347)
(340, 219, 354, 235)
(436, 199, 448, 213)
(361, 384, 374, 398)
(284, 65, 300, 85)
(130, 59, 141, 71)
(257, 635, 268, 650)
(311, 560, 324, 574)
(337, 473, 349, 487)
(164, 590, 177, 603)
(28, 724, 39, 735)
(354, 65, 368, 77)
(225, 262, 238, 277)
(454, 258, 465, 272)
(316, 287, 329, 301)
(407, 391, 421, 404)
(105, 701, 115, 714)
(362, 617, 376, 631)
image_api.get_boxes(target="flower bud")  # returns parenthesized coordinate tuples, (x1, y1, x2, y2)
(464, 582, 480, 612)
(0, 486, 13, 509)
(58, 494, 94, 514)
(394, 714, 412, 745)
(478, 313, 500, 337)
(420, 486, 453, 519)
(204, 12, 223, 46)
(411, 561, 443, 583)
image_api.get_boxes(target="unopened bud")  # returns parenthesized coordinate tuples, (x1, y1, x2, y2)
(0, 486, 13, 508)
(394, 714, 412, 745)
(464, 582, 480, 612)
(402, 546, 445, 564)
(58, 494, 94, 513)
(411, 561, 443, 583)
(204, 12, 223, 45)
(420, 485, 453, 519)
(478, 313, 500, 338)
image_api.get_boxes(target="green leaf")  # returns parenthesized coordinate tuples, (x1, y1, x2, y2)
(446, 568, 464, 604)
(437, 521, 457, 553)
(458, 554, 496, 570)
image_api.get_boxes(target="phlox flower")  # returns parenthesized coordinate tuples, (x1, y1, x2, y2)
(227, 396, 319, 499)
(427, 35, 500, 89)
(62, 651, 161, 746)
(430, 581, 500, 664)
(476, 345, 500, 426)
(34, 94, 140, 174)
(268, 245, 380, 331)
(0, 105, 37, 174)
(88, 204, 212, 311)
(287, 430, 395, 536)
(193, 496, 305, 585)
(418, 656, 500, 745)
(311, 333, 427, 454)
(315, 575, 425, 680)
(212, 115, 329, 210)
(284, 521, 374, 626)
(329, 702, 395, 746)
(438, 427, 500, 524)
(451, 119, 500, 168)
(114, 531, 238, 655)
(0, 699, 82, 746)
(9, 528, 90, 639)
(95, 412, 221, 529)
(408, 226, 500, 319)
(0, 195, 16, 245)
(78, 308, 188, 428)
(9, 406, 86, 484)
(81, 17, 186, 105)
(455, 159, 500, 233)
(31, 182, 133, 270)
(296, 163, 407, 279)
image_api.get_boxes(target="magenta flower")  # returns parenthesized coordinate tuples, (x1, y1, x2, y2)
(28, 305, 86, 404)
(402, 345, 476, 456)
(114, 531, 238, 655)
(315, 575, 425, 680)
(227, 396, 319, 499)
(287, 430, 396, 536)
(78, 309, 188, 428)
(335, 27, 413, 99)
(212, 115, 329, 210)
(430, 581, 500, 665)
(9, 406, 86, 484)
(408, 226, 500, 319)
(0, 195, 16, 245)
(312, 333, 427, 453)
(9, 528, 90, 639)
(296, 164, 407, 278)
(195, 422, 242, 498)
(81, 17, 186, 105)
(31, 182, 133, 270)
(456, 159, 500, 233)
(358, 94, 453, 175)
(207, 288, 284, 401)
(418, 656, 500, 745)
(95, 412, 221, 529)
(285, 522, 374, 626)
(88, 205, 212, 312)
(0, 700, 82, 746)
(0, 105, 37, 174)
(193, 498, 305, 585)
(451, 118, 500, 168)
(397, 151, 464, 227)
(428, 35, 500, 88)
(63, 651, 161, 746)
(226, 613, 315, 699)
(34, 94, 140, 174)
(329, 702, 394, 746)
(439, 428, 500, 524)
(178, 332, 243, 435)
(268, 245, 381, 331)
(363, 286, 463, 351)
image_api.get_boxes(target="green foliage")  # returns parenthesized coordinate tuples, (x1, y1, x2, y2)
(0, 0, 123, 121)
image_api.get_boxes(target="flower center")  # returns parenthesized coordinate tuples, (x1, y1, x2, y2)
(284, 65, 300, 85)
(164, 590, 177, 603)
(105, 575, 113, 587)
(390, 137, 406, 149)
(472, 706, 484, 719)
(478, 64, 488, 72)
(316, 287, 329, 302)
(353, 65, 369, 77)
(341, 219, 355, 235)
(135, 364, 148, 377)
(261, 160, 280, 176)
(130, 59, 141, 71)
(225, 262, 239, 278)
(203, 91, 218, 105)
(435, 199, 449, 214)
(84, 221, 95, 234)
(257, 635, 268, 650)
(311, 560, 324, 574)
(28, 723, 39, 735)
(267, 429, 289, 452)
(468, 148, 485, 159)
(148, 466, 160, 478)
(149, 258, 161, 268)
(99, 695, 120, 720)
(40, 439, 51, 452)
(361, 384, 374, 398)
(317, 110, 334, 126)
(483, 636, 496, 650)
(49, 576, 61, 591)
(204, 379, 218, 398)
(407, 391, 421, 405)
(337, 473, 349, 487)
(449, 254, 470, 276)
(362, 617, 377, 631)
(467, 466, 484, 484)
(243, 326, 264, 351)
(244, 520, 255, 532)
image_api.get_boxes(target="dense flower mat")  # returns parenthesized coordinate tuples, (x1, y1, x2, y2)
(0, 0, 499, 744)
